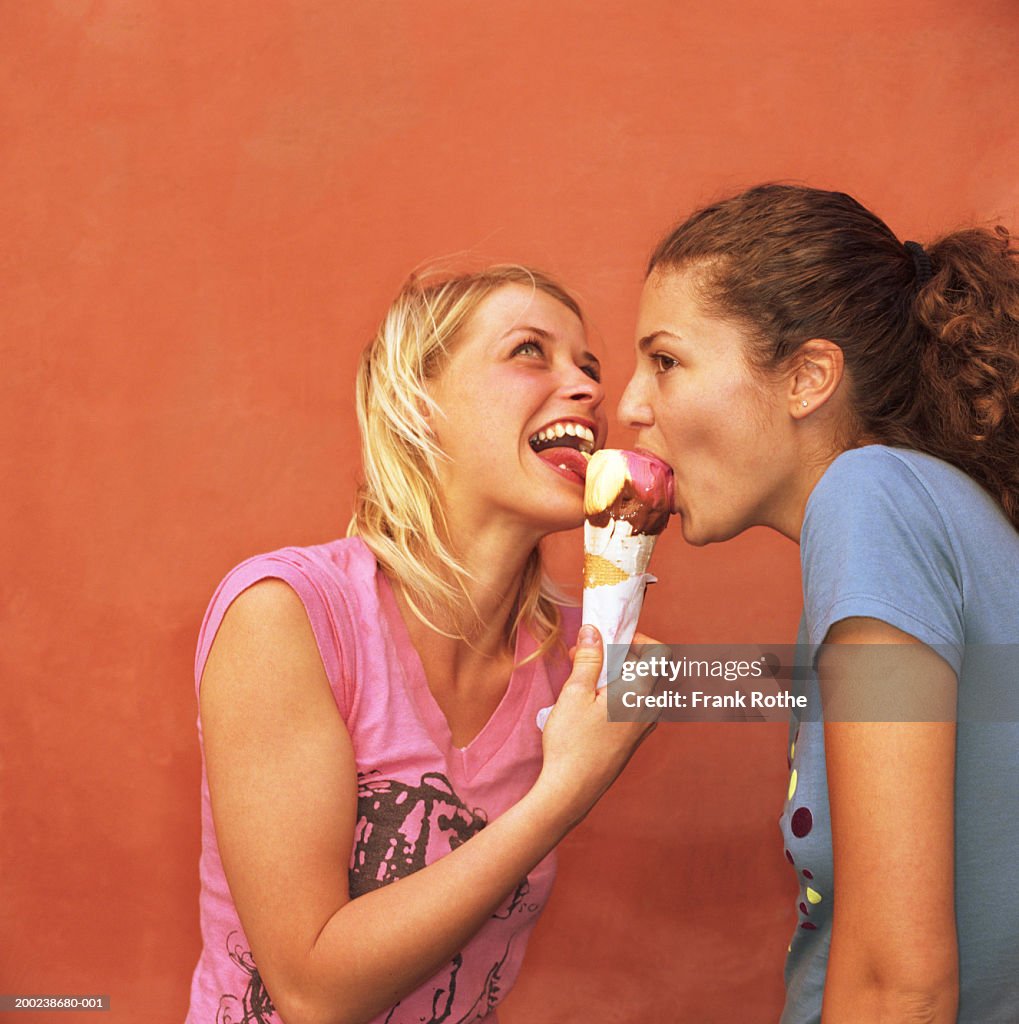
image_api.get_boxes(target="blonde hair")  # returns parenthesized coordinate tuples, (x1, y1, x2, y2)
(347, 264, 583, 661)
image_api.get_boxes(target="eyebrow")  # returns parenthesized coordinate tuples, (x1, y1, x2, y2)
(504, 325, 552, 341)
(637, 331, 683, 352)
(506, 325, 601, 368)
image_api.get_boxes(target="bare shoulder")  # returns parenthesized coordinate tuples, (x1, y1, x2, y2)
(198, 572, 356, 826)
(200, 577, 337, 732)
(198, 574, 355, 803)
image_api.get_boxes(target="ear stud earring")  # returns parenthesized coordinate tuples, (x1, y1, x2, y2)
(801, 400, 808, 407)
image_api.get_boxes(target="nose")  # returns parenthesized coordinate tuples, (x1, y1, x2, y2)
(617, 371, 653, 429)
(559, 364, 605, 410)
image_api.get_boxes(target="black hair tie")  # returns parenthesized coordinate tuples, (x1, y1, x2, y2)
(904, 240, 933, 287)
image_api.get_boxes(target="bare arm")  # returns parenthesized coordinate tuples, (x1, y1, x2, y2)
(200, 580, 652, 1024)
(819, 617, 958, 1024)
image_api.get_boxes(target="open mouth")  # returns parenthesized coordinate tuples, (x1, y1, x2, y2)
(528, 420, 596, 483)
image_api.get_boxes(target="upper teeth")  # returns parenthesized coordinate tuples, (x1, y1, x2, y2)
(529, 420, 596, 452)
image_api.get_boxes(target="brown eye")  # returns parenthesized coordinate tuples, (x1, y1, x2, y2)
(653, 353, 679, 373)
(581, 363, 601, 382)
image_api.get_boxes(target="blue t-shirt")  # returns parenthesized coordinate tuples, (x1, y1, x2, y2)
(780, 445, 1019, 1024)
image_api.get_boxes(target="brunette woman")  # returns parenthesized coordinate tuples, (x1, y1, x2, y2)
(621, 185, 1019, 1023)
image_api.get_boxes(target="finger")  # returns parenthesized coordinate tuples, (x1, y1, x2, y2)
(626, 636, 670, 678)
(567, 624, 603, 691)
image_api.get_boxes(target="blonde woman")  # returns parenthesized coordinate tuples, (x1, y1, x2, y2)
(186, 267, 654, 1024)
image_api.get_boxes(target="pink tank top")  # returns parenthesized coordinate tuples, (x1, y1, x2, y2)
(186, 538, 579, 1024)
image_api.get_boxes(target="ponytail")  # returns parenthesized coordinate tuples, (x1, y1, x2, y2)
(911, 227, 1019, 527)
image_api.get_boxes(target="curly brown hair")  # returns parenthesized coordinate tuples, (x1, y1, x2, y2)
(647, 184, 1019, 529)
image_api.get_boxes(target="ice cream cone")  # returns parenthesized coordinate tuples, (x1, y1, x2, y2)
(536, 449, 674, 728)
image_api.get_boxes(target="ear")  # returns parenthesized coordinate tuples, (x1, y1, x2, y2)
(417, 393, 437, 437)
(417, 378, 446, 439)
(788, 339, 844, 419)
(418, 391, 433, 424)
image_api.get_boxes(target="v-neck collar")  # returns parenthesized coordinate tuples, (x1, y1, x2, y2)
(376, 566, 537, 782)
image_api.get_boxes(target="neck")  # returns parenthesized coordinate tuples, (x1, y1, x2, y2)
(773, 442, 848, 543)
(390, 513, 542, 680)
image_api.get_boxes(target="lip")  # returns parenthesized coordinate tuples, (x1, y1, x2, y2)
(633, 445, 670, 466)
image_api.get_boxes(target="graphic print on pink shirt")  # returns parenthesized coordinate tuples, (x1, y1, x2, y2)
(352, 771, 489, 895)
(218, 768, 535, 1024)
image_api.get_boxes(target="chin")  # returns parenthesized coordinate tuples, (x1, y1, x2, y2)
(680, 524, 712, 547)
(539, 509, 586, 535)
(679, 515, 738, 547)
(518, 495, 583, 534)
(548, 516, 581, 540)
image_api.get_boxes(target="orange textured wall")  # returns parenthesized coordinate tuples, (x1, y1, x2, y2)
(4, 2, 1018, 1021)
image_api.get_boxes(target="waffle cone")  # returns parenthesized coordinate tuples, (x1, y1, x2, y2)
(584, 519, 657, 580)
(583, 553, 631, 588)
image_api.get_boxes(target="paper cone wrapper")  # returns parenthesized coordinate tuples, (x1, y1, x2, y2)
(535, 519, 659, 730)
(582, 569, 657, 690)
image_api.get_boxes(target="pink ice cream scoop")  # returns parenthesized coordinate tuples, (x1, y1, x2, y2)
(584, 449, 675, 537)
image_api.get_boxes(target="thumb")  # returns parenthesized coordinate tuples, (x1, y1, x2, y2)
(568, 624, 604, 688)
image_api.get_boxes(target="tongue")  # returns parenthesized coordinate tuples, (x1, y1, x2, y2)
(536, 446, 589, 480)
